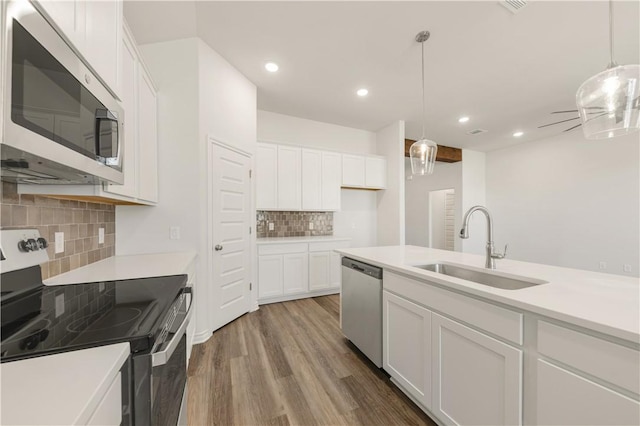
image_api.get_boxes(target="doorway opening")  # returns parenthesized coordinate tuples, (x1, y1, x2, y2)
(428, 189, 455, 251)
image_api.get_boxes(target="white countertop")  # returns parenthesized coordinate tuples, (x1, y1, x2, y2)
(336, 246, 640, 343)
(44, 251, 197, 285)
(1, 343, 130, 425)
(257, 236, 351, 244)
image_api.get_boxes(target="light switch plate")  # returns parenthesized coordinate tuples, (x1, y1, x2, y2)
(623, 264, 632, 273)
(170, 226, 180, 240)
(98, 228, 105, 244)
(309, 222, 314, 230)
(54, 232, 64, 254)
(268, 222, 274, 231)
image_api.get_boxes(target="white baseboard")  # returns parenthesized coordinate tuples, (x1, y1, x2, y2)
(192, 329, 212, 345)
(258, 288, 339, 305)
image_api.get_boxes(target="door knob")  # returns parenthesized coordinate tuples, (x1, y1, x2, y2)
(215, 244, 223, 251)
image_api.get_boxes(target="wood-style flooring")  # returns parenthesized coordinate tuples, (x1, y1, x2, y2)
(187, 295, 436, 426)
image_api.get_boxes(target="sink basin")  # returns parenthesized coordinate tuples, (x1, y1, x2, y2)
(413, 262, 548, 290)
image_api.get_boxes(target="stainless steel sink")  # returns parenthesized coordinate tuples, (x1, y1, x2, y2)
(413, 262, 548, 290)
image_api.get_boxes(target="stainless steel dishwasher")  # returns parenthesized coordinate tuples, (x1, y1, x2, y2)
(341, 257, 383, 368)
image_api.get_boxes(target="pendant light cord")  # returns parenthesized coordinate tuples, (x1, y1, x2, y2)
(608, 0, 617, 68)
(421, 39, 426, 139)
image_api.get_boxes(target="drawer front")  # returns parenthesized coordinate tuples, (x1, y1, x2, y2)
(308, 240, 351, 252)
(384, 271, 523, 345)
(258, 243, 308, 255)
(538, 320, 639, 394)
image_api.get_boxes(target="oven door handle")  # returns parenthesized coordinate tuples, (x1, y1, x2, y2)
(151, 302, 193, 367)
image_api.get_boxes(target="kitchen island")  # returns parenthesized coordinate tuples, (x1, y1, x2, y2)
(336, 245, 640, 426)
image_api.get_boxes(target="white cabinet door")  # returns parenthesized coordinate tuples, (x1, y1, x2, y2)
(341, 154, 365, 187)
(256, 144, 278, 210)
(35, 0, 85, 51)
(536, 359, 640, 426)
(258, 255, 283, 298)
(432, 313, 522, 426)
(84, 0, 122, 96)
(330, 252, 342, 288)
(277, 146, 301, 210)
(309, 252, 331, 291)
(301, 149, 322, 210)
(322, 152, 341, 210)
(105, 29, 137, 198)
(383, 291, 432, 409)
(87, 373, 122, 426)
(136, 69, 158, 203)
(365, 157, 386, 189)
(283, 253, 309, 294)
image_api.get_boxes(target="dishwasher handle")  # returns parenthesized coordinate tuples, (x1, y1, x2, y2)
(341, 257, 383, 279)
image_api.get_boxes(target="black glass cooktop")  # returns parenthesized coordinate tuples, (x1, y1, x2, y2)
(1, 267, 187, 362)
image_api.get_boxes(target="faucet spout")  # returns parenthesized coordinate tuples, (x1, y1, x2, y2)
(459, 205, 505, 269)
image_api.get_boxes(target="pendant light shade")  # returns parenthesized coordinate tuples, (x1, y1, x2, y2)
(409, 138, 438, 175)
(576, 65, 640, 139)
(410, 30, 438, 176)
(576, 0, 640, 139)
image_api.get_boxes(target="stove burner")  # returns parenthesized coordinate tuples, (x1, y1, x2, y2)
(67, 307, 144, 333)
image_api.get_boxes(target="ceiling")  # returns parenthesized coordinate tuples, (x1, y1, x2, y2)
(124, 1, 640, 152)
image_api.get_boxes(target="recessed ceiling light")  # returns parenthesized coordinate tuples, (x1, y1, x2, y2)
(458, 116, 470, 123)
(356, 88, 369, 97)
(265, 62, 279, 72)
(513, 131, 524, 137)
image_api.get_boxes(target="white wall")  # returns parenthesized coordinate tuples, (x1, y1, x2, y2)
(486, 131, 639, 277)
(257, 110, 378, 247)
(257, 110, 376, 154)
(405, 158, 463, 250)
(376, 121, 405, 246)
(460, 150, 487, 255)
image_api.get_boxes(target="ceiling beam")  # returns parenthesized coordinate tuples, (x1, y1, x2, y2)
(404, 139, 462, 163)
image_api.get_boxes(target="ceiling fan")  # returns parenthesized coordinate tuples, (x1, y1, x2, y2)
(539, 93, 640, 133)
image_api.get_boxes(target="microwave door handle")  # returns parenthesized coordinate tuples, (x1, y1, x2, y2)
(95, 109, 120, 166)
(151, 303, 193, 367)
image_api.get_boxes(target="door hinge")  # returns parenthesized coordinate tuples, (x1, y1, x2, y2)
(249, 169, 252, 178)
(249, 282, 252, 291)
(249, 226, 252, 235)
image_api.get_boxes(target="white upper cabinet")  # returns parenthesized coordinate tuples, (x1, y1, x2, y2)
(277, 146, 302, 210)
(342, 154, 386, 189)
(34, 0, 122, 98)
(135, 68, 158, 203)
(301, 149, 323, 210)
(321, 152, 342, 210)
(256, 144, 278, 210)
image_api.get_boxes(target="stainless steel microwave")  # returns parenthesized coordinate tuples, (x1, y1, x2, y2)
(1, 0, 124, 184)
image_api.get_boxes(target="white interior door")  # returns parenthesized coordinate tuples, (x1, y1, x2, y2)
(210, 141, 252, 330)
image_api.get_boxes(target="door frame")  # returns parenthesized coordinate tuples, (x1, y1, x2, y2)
(206, 136, 257, 333)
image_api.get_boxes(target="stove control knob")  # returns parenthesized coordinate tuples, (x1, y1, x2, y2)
(26, 239, 38, 251)
(17, 240, 30, 252)
(37, 238, 49, 249)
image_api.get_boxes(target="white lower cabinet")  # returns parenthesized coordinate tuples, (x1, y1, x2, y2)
(536, 359, 639, 426)
(432, 313, 522, 426)
(383, 290, 432, 409)
(258, 255, 284, 299)
(87, 373, 122, 426)
(283, 253, 308, 295)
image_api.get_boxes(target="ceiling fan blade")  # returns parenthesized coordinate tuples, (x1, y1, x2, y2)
(538, 116, 580, 128)
(563, 123, 582, 132)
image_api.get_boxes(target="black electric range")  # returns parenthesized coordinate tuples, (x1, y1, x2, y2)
(1, 264, 188, 363)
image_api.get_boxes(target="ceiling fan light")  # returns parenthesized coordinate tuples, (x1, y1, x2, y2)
(409, 138, 438, 175)
(576, 64, 640, 139)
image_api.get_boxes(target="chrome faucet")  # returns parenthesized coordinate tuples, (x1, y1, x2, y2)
(459, 205, 507, 269)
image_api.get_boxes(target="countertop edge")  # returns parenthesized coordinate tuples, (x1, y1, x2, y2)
(256, 236, 352, 245)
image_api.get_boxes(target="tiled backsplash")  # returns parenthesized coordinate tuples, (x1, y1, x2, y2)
(256, 211, 333, 238)
(1, 182, 116, 279)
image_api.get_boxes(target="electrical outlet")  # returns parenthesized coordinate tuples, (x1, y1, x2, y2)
(599, 261, 607, 270)
(55, 294, 65, 318)
(170, 226, 180, 240)
(55, 232, 64, 253)
(623, 264, 632, 273)
(98, 227, 105, 244)
(99, 282, 105, 292)
(309, 222, 314, 230)
(268, 222, 274, 231)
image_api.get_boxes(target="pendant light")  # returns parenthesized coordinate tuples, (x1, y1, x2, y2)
(409, 31, 438, 175)
(576, 0, 640, 139)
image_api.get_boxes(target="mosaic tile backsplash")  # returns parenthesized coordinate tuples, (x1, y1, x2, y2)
(256, 211, 333, 238)
(1, 182, 116, 280)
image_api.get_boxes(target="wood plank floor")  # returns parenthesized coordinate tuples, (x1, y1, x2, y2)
(187, 295, 437, 426)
